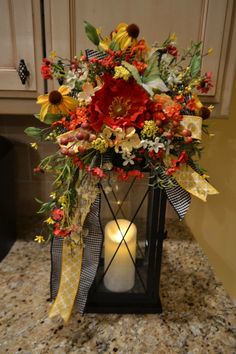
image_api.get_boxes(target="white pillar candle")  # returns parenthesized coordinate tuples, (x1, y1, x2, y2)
(104, 219, 137, 292)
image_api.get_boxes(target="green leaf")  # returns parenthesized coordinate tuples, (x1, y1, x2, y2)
(34, 113, 62, 125)
(36, 199, 55, 214)
(142, 52, 159, 83)
(84, 21, 99, 46)
(34, 113, 41, 120)
(35, 197, 44, 204)
(190, 54, 201, 78)
(44, 113, 62, 124)
(121, 61, 142, 84)
(24, 127, 43, 139)
(141, 78, 169, 96)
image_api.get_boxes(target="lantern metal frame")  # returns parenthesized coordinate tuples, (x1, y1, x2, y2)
(85, 177, 167, 314)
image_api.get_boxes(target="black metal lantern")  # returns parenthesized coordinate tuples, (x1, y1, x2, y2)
(85, 173, 167, 313)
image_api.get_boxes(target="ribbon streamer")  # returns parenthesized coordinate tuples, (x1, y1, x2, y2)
(50, 236, 63, 301)
(173, 165, 219, 202)
(75, 193, 103, 313)
(49, 194, 103, 318)
(160, 170, 191, 220)
(49, 175, 99, 321)
(49, 235, 83, 322)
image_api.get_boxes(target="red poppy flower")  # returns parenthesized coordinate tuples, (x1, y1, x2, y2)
(41, 59, 52, 80)
(89, 74, 151, 131)
(53, 223, 70, 237)
(51, 208, 64, 221)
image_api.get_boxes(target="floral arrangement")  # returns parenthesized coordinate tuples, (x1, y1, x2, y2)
(25, 21, 219, 321)
(26, 21, 217, 245)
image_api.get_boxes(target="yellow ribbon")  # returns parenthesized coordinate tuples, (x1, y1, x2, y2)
(48, 235, 83, 322)
(171, 116, 218, 200)
(173, 165, 219, 201)
(48, 175, 99, 322)
(181, 115, 202, 140)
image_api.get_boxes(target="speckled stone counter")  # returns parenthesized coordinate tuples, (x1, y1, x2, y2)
(0, 220, 236, 354)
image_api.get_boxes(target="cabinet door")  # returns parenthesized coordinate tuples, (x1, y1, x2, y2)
(45, 0, 236, 117)
(0, 0, 36, 91)
(0, 0, 43, 114)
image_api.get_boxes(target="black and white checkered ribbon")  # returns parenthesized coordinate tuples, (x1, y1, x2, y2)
(50, 193, 103, 314)
(86, 47, 133, 61)
(75, 193, 103, 313)
(50, 234, 63, 301)
(86, 49, 107, 61)
(165, 182, 191, 220)
(162, 173, 191, 220)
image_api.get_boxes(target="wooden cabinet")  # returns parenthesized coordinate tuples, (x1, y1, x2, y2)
(0, 0, 235, 116)
(0, 0, 44, 114)
(44, 0, 236, 117)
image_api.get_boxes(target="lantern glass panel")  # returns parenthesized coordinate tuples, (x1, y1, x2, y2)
(92, 173, 152, 294)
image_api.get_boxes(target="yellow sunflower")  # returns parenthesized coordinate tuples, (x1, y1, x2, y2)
(36, 86, 78, 122)
(113, 23, 140, 50)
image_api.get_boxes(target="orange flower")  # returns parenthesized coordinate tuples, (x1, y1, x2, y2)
(131, 39, 149, 59)
(68, 107, 89, 130)
(133, 60, 147, 74)
(154, 94, 173, 109)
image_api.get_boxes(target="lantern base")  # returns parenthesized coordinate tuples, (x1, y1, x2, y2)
(85, 298, 162, 314)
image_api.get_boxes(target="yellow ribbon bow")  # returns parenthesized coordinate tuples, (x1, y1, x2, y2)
(173, 165, 219, 202)
(181, 115, 203, 140)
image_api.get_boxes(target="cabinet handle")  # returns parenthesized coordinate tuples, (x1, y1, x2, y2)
(17, 59, 30, 85)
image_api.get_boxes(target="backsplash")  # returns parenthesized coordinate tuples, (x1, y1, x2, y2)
(0, 116, 55, 234)
(0, 115, 177, 237)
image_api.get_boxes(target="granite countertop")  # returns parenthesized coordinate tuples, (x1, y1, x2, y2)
(0, 220, 236, 354)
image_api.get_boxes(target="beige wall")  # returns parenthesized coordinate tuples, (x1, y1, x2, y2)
(185, 79, 236, 302)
